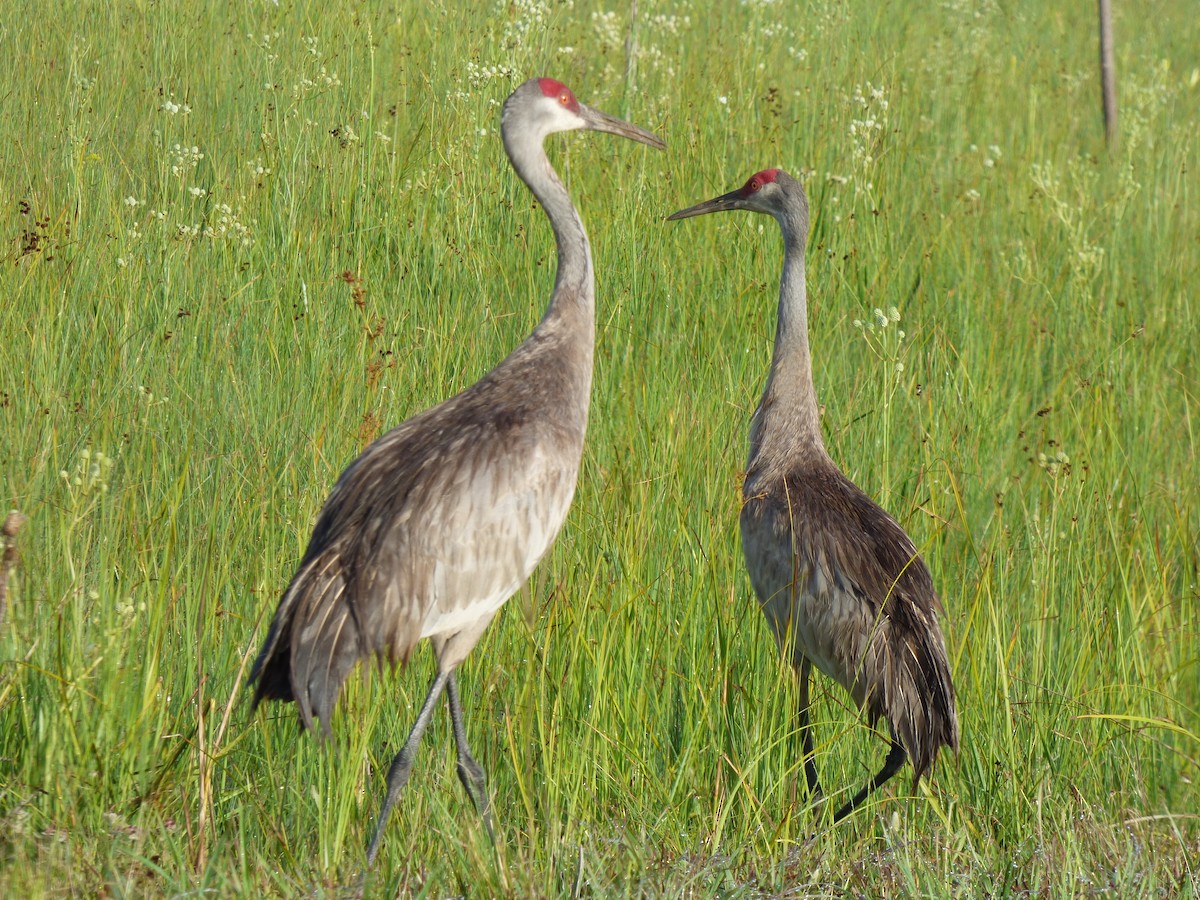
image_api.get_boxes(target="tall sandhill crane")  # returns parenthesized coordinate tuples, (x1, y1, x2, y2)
(250, 77, 664, 865)
(669, 169, 957, 822)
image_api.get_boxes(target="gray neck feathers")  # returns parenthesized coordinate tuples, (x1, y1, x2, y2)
(499, 113, 595, 422)
(749, 210, 825, 469)
(502, 127, 595, 342)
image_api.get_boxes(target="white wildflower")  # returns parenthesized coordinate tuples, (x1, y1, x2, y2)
(591, 10, 622, 47)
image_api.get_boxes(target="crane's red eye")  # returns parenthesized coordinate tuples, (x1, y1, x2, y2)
(560, 92, 570, 106)
(749, 179, 761, 192)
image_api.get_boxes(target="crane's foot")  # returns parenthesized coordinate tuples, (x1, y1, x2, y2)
(456, 754, 496, 843)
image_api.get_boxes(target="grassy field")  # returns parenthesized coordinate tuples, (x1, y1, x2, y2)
(2, 0, 1198, 895)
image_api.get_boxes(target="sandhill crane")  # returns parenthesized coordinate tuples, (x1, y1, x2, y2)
(249, 77, 664, 865)
(668, 169, 957, 822)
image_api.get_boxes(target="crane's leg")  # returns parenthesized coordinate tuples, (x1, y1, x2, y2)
(796, 657, 822, 798)
(832, 738, 906, 822)
(365, 669, 451, 867)
(446, 672, 495, 841)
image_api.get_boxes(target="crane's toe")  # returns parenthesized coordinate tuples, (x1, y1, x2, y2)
(455, 754, 495, 841)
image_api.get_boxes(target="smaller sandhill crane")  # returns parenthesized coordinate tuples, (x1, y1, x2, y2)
(669, 169, 958, 821)
(249, 78, 664, 866)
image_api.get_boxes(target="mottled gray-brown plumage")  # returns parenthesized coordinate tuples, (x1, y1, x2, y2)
(249, 77, 663, 866)
(669, 168, 957, 822)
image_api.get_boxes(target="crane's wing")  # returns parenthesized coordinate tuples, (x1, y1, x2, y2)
(742, 464, 958, 778)
(250, 397, 581, 734)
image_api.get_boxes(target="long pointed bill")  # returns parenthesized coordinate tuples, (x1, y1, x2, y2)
(579, 104, 666, 150)
(666, 189, 744, 220)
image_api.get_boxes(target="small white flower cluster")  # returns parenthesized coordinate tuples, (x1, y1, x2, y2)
(124, 198, 144, 241)
(292, 66, 341, 101)
(159, 96, 192, 116)
(852, 306, 908, 374)
(650, 13, 688, 35)
(60, 447, 114, 498)
(639, 43, 671, 76)
(750, 18, 806, 60)
(591, 10, 623, 48)
(968, 141, 1002, 168)
(853, 306, 902, 332)
(248, 30, 282, 49)
(247, 159, 272, 177)
(465, 60, 518, 90)
(209, 202, 255, 247)
(503, 0, 552, 44)
(848, 81, 889, 168)
(169, 143, 204, 177)
(170, 202, 255, 248)
(247, 29, 284, 63)
(622, 12, 691, 78)
(1030, 159, 1105, 283)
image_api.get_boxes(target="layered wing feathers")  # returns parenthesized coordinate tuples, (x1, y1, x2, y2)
(742, 461, 959, 782)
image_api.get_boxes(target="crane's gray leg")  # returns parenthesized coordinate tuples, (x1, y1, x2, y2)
(446, 672, 495, 842)
(796, 657, 822, 798)
(365, 669, 452, 867)
(832, 738, 906, 822)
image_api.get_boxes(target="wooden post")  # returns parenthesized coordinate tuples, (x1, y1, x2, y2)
(1098, 0, 1117, 152)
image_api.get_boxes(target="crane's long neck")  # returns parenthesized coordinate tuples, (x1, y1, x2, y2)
(504, 128, 595, 363)
(749, 220, 825, 469)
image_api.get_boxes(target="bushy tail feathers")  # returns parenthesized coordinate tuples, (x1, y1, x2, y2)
(249, 548, 370, 736)
(862, 611, 958, 787)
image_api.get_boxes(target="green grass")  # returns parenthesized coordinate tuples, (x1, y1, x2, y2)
(2, 0, 1198, 895)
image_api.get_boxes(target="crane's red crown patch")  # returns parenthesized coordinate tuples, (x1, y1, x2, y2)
(741, 168, 782, 196)
(538, 78, 580, 112)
